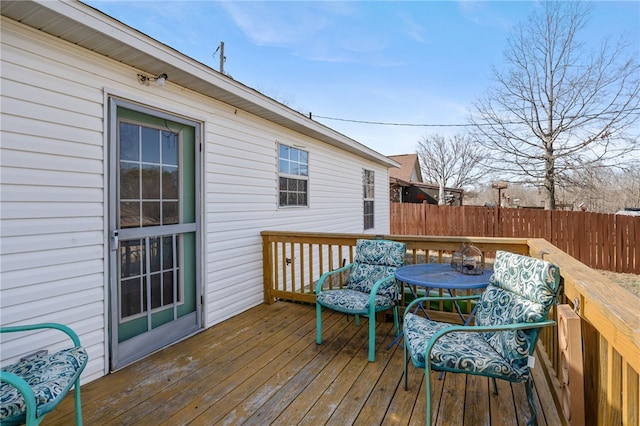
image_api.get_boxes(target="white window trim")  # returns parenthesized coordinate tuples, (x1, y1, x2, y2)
(278, 143, 309, 208)
(363, 169, 375, 230)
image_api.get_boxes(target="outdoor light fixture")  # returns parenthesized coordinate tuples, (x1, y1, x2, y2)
(137, 72, 168, 87)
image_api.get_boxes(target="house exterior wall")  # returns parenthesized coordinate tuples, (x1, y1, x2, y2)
(409, 166, 420, 182)
(0, 18, 391, 382)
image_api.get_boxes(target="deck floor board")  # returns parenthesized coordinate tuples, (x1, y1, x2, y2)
(44, 302, 558, 425)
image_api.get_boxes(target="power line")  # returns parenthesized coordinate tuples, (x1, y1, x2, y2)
(311, 115, 478, 127)
(311, 107, 640, 128)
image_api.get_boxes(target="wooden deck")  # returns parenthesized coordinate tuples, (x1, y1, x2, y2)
(45, 302, 560, 425)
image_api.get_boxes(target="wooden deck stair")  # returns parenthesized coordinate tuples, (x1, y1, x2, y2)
(44, 302, 560, 425)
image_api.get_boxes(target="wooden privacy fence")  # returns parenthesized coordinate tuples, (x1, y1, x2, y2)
(391, 203, 640, 274)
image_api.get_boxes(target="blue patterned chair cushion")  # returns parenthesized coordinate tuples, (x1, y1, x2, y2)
(347, 263, 399, 301)
(346, 239, 405, 301)
(317, 239, 406, 313)
(0, 346, 88, 424)
(474, 251, 559, 369)
(404, 313, 529, 380)
(352, 239, 405, 268)
(485, 251, 558, 306)
(316, 289, 395, 313)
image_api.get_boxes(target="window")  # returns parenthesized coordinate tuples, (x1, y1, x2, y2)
(278, 144, 308, 207)
(363, 169, 374, 229)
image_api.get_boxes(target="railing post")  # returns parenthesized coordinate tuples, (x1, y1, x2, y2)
(262, 233, 275, 304)
(558, 304, 585, 425)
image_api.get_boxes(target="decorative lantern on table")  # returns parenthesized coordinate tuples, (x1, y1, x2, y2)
(451, 247, 464, 272)
(461, 245, 483, 275)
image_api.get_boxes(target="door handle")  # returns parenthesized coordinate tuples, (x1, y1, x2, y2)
(111, 230, 119, 251)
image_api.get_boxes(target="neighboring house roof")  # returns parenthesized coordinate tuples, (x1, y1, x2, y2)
(387, 154, 423, 182)
(616, 208, 640, 216)
(1, 0, 398, 169)
(387, 154, 463, 195)
(388, 154, 464, 205)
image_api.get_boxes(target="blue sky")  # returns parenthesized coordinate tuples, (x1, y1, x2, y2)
(84, 1, 639, 156)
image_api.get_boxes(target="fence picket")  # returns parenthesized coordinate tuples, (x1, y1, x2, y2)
(390, 203, 639, 274)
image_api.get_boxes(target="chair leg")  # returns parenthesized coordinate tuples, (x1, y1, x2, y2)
(491, 377, 498, 395)
(425, 366, 433, 426)
(24, 403, 41, 426)
(403, 342, 409, 390)
(368, 311, 376, 362)
(316, 303, 323, 345)
(393, 306, 399, 336)
(74, 378, 83, 425)
(525, 377, 538, 426)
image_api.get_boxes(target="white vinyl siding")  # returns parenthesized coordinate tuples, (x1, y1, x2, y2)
(0, 16, 391, 383)
(1, 20, 106, 381)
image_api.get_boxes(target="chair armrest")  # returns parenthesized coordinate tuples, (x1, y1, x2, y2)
(367, 274, 398, 306)
(315, 263, 354, 295)
(0, 371, 37, 410)
(404, 294, 482, 318)
(367, 274, 400, 318)
(1, 325, 86, 426)
(0, 323, 82, 347)
(368, 274, 398, 299)
(422, 320, 556, 366)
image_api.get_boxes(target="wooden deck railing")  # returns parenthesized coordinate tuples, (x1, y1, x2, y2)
(261, 231, 640, 426)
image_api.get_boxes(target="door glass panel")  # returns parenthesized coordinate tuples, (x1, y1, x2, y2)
(163, 237, 174, 268)
(141, 127, 160, 163)
(150, 273, 162, 309)
(149, 237, 161, 272)
(121, 278, 143, 317)
(117, 119, 185, 322)
(119, 122, 183, 228)
(162, 166, 178, 198)
(142, 165, 161, 199)
(119, 236, 182, 321)
(120, 239, 142, 278)
(162, 202, 179, 225)
(120, 123, 140, 161)
(162, 131, 178, 166)
(120, 202, 140, 228)
(163, 271, 175, 304)
(120, 163, 139, 199)
(142, 202, 161, 226)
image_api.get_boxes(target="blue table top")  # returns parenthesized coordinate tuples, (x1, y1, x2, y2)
(395, 263, 493, 290)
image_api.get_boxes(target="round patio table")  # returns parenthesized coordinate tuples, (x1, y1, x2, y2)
(396, 263, 493, 324)
(390, 263, 493, 349)
(395, 263, 492, 292)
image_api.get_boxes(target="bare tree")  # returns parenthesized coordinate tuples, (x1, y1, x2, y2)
(622, 165, 640, 209)
(470, 2, 640, 210)
(559, 164, 640, 213)
(416, 133, 487, 204)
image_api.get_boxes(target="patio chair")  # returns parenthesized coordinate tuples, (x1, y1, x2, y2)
(1, 323, 88, 425)
(316, 239, 406, 362)
(403, 250, 561, 426)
